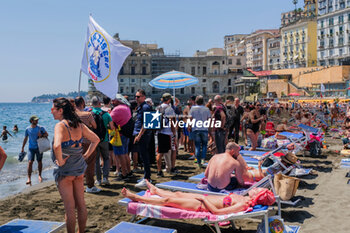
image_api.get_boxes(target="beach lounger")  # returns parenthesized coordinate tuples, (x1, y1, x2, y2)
(298, 124, 319, 134)
(0, 219, 65, 233)
(105, 221, 177, 233)
(118, 191, 271, 233)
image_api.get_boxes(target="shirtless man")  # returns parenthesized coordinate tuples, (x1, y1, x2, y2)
(205, 142, 245, 191)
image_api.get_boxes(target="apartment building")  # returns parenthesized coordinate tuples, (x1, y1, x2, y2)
(317, 0, 350, 65)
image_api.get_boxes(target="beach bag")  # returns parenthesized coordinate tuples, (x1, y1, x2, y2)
(309, 140, 321, 157)
(109, 128, 122, 147)
(273, 173, 299, 201)
(262, 138, 277, 149)
(257, 216, 295, 233)
(37, 137, 51, 153)
(92, 111, 107, 141)
(120, 117, 134, 138)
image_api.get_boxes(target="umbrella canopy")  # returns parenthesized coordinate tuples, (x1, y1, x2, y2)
(288, 93, 300, 96)
(149, 70, 198, 89)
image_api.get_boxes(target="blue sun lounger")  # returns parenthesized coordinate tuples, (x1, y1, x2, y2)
(0, 219, 65, 233)
(298, 124, 319, 134)
(105, 222, 177, 233)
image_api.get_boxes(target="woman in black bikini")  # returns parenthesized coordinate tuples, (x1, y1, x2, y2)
(246, 104, 264, 151)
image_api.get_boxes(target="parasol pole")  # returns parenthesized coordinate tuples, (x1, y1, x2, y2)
(78, 69, 82, 96)
(173, 79, 176, 102)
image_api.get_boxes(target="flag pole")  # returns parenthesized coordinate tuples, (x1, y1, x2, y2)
(78, 69, 82, 96)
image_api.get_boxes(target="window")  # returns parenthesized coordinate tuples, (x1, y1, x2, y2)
(142, 79, 146, 82)
(191, 67, 195, 75)
(120, 87, 124, 93)
(330, 49, 334, 56)
(203, 67, 207, 75)
(339, 26, 343, 34)
(180, 88, 184, 94)
(321, 20, 324, 28)
(131, 79, 135, 83)
(236, 59, 241, 65)
(329, 18, 334, 25)
(142, 67, 146, 75)
(131, 87, 135, 93)
(340, 48, 343, 56)
(119, 67, 124, 75)
(222, 60, 225, 65)
(203, 79, 206, 83)
(197, 66, 201, 75)
(120, 78, 124, 82)
(330, 28, 334, 35)
(142, 59, 146, 64)
(202, 87, 206, 95)
(131, 60, 135, 64)
(228, 79, 231, 85)
(339, 37, 344, 45)
(212, 81, 220, 93)
(131, 67, 135, 75)
(228, 59, 232, 65)
(191, 87, 195, 94)
(339, 15, 344, 23)
(330, 38, 334, 47)
(321, 51, 324, 58)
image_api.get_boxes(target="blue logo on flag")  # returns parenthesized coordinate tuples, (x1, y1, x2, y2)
(143, 111, 162, 129)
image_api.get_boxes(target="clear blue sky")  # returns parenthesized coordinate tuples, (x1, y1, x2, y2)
(0, 0, 303, 102)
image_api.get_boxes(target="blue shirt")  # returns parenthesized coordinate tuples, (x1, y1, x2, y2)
(133, 102, 152, 136)
(92, 107, 113, 142)
(25, 125, 47, 149)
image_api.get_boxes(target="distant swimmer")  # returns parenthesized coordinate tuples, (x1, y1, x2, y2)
(1, 126, 12, 141)
(13, 125, 18, 133)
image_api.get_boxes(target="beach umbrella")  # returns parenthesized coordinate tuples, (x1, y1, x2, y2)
(149, 70, 199, 100)
(288, 93, 300, 96)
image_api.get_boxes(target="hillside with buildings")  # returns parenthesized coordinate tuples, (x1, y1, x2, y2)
(31, 91, 88, 103)
(90, 0, 350, 101)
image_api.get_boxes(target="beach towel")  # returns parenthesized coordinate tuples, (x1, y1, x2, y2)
(126, 190, 253, 221)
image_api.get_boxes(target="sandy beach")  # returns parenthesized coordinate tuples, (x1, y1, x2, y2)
(0, 136, 349, 233)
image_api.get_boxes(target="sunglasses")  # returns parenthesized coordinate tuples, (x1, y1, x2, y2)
(135, 96, 141, 98)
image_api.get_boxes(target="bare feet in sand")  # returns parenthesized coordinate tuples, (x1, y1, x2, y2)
(145, 180, 157, 195)
(38, 176, 43, 183)
(121, 187, 135, 200)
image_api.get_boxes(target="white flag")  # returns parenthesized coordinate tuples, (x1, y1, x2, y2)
(81, 16, 132, 99)
(320, 83, 325, 93)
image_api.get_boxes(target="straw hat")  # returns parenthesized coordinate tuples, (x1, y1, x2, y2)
(281, 152, 298, 165)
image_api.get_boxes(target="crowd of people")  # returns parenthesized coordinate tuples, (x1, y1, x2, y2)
(2, 92, 350, 232)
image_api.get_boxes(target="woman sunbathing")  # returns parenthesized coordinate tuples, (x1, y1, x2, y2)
(121, 181, 275, 215)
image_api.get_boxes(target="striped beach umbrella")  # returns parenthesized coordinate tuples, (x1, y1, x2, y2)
(149, 70, 198, 99)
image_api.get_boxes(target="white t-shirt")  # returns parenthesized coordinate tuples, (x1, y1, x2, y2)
(189, 105, 211, 131)
(159, 103, 175, 135)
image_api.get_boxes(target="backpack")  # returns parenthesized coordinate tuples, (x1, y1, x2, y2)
(214, 104, 229, 128)
(92, 111, 107, 142)
(120, 117, 135, 138)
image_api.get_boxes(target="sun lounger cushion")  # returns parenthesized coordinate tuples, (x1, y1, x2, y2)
(0, 219, 65, 233)
(125, 190, 268, 222)
(105, 221, 177, 233)
(298, 124, 319, 134)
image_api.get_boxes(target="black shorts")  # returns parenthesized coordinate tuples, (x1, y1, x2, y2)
(157, 133, 171, 153)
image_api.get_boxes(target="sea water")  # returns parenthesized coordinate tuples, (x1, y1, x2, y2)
(0, 103, 57, 198)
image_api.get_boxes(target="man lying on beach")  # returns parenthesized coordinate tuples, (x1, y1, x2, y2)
(0, 146, 7, 171)
(204, 142, 245, 191)
(121, 180, 275, 215)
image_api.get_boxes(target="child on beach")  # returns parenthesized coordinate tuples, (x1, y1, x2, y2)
(1, 126, 12, 141)
(13, 125, 18, 133)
